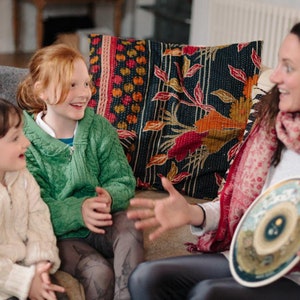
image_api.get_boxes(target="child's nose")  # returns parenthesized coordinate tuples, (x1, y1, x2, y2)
(80, 89, 91, 101)
(23, 134, 31, 149)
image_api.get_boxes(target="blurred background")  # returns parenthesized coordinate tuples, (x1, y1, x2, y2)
(1, 0, 300, 68)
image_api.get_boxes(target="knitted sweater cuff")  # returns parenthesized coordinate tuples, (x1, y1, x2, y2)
(5, 264, 35, 300)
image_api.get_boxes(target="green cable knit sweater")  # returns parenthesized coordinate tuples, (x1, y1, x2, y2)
(22, 108, 136, 240)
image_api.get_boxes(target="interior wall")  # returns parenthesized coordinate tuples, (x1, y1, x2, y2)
(3, 0, 300, 54)
(0, 0, 155, 54)
(0, 1, 14, 53)
(189, 0, 300, 67)
(190, 0, 300, 45)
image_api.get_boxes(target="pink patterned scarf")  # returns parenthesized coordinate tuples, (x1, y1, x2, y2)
(188, 111, 300, 252)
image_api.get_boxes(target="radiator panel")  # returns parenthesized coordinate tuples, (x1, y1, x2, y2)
(208, 0, 300, 67)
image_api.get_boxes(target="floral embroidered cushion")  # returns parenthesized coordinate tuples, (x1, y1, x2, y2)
(88, 35, 262, 200)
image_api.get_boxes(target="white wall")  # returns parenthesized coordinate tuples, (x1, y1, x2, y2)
(0, 0, 14, 53)
(189, 0, 300, 67)
(190, 0, 300, 45)
(0, 0, 155, 53)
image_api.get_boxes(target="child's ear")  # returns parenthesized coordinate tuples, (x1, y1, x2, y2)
(33, 81, 47, 101)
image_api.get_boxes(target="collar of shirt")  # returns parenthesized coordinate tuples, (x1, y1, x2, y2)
(35, 111, 78, 138)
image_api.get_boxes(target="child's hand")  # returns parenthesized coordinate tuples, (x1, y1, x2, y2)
(95, 186, 112, 213)
(82, 187, 113, 234)
(29, 261, 65, 300)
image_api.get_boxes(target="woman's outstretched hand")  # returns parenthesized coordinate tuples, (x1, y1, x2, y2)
(127, 177, 204, 240)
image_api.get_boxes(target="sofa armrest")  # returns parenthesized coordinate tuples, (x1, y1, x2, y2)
(0, 66, 27, 105)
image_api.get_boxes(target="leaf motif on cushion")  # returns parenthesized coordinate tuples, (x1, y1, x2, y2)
(195, 110, 242, 132)
(167, 131, 209, 162)
(143, 120, 165, 131)
(211, 89, 237, 104)
(146, 154, 168, 168)
(228, 65, 248, 83)
(116, 129, 137, 160)
(165, 161, 191, 185)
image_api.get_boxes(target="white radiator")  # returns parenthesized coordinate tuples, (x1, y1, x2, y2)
(207, 0, 300, 68)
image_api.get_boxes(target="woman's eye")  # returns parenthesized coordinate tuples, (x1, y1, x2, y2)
(71, 83, 76, 87)
(285, 65, 293, 73)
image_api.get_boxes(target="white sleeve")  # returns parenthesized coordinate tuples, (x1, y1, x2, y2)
(23, 170, 60, 273)
(190, 200, 220, 236)
(0, 258, 35, 300)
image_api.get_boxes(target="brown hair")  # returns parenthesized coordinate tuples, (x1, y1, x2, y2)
(255, 22, 300, 165)
(0, 98, 23, 138)
(17, 44, 89, 114)
(290, 22, 300, 39)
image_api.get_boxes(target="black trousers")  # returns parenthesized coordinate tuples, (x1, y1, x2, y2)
(129, 253, 300, 300)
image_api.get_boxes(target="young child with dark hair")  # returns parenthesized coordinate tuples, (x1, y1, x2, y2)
(0, 98, 65, 300)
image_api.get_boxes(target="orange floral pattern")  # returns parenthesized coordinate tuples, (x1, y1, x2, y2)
(89, 35, 262, 200)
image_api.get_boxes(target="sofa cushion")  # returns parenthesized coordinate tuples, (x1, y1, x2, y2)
(53, 271, 85, 300)
(89, 35, 262, 200)
(0, 66, 27, 105)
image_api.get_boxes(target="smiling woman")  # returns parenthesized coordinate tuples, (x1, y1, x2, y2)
(127, 22, 300, 300)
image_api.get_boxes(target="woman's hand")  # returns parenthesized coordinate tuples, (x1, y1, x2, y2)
(82, 187, 113, 234)
(29, 261, 65, 300)
(127, 177, 204, 240)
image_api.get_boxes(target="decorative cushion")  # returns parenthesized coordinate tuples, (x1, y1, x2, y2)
(88, 35, 262, 200)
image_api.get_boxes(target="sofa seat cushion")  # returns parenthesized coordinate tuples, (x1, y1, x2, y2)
(53, 271, 85, 300)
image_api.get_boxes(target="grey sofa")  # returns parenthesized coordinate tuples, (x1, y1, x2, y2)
(0, 66, 27, 105)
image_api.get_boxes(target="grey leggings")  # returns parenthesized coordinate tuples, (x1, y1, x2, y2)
(129, 253, 300, 300)
(58, 211, 144, 300)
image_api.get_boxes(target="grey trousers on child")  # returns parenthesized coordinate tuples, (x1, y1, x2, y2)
(57, 211, 144, 300)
